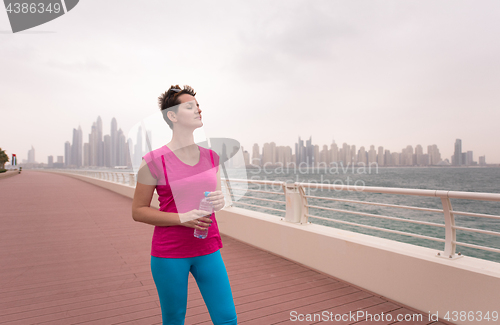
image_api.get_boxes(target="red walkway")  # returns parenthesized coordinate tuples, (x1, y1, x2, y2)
(0, 171, 451, 325)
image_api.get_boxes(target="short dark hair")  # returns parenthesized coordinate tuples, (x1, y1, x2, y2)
(158, 85, 197, 129)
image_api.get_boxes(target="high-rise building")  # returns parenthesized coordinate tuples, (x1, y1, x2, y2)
(453, 139, 462, 166)
(415, 145, 424, 166)
(320, 145, 329, 165)
(27, 146, 35, 164)
(368, 145, 376, 164)
(243, 149, 250, 166)
(252, 143, 260, 165)
(133, 126, 143, 167)
(96, 116, 104, 167)
(357, 146, 367, 165)
(295, 136, 314, 166)
(306, 136, 314, 166)
(401, 145, 413, 166)
(262, 142, 276, 165)
(341, 143, 350, 166)
(313, 145, 320, 167)
(466, 151, 474, 166)
(276, 146, 292, 166)
(77, 126, 82, 167)
(377, 146, 384, 166)
(83, 143, 89, 167)
(330, 141, 338, 163)
(350, 145, 356, 165)
(71, 127, 82, 167)
(391, 152, 400, 166)
(126, 138, 133, 167)
(479, 156, 486, 166)
(89, 122, 97, 166)
(48, 155, 53, 167)
(111, 118, 117, 167)
(64, 141, 71, 166)
(295, 137, 304, 165)
(104, 135, 111, 167)
(117, 129, 127, 166)
(384, 150, 391, 166)
(427, 145, 441, 165)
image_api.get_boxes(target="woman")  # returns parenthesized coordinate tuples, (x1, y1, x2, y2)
(132, 85, 237, 325)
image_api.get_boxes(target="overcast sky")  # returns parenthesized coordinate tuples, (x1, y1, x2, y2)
(1, 0, 499, 164)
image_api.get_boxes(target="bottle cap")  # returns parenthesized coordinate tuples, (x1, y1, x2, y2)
(204, 191, 210, 196)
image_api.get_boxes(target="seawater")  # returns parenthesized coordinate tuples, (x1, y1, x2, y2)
(227, 166, 500, 263)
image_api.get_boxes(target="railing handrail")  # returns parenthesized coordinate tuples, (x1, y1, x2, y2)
(296, 182, 500, 202)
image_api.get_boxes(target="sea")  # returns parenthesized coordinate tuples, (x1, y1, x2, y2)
(225, 166, 500, 263)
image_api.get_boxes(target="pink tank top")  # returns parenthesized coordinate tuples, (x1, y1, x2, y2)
(142, 145, 223, 258)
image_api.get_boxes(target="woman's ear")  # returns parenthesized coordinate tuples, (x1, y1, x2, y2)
(167, 111, 176, 123)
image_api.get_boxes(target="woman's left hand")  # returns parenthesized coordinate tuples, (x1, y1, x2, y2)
(207, 191, 225, 211)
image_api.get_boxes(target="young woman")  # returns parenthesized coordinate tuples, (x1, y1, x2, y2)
(132, 85, 237, 325)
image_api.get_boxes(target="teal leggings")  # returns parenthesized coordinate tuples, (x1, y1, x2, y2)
(151, 250, 237, 325)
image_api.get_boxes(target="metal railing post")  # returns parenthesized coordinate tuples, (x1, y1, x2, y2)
(439, 197, 459, 259)
(298, 184, 309, 224)
(222, 179, 233, 207)
(284, 183, 303, 223)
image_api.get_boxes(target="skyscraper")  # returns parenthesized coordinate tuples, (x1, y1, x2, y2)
(368, 145, 376, 164)
(64, 141, 71, 166)
(295, 136, 305, 165)
(357, 146, 367, 165)
(111, 118, 117, 167)
(89, 122, 97, 166)
(427, 145, 441, 165)
(71, 127, 82, 167)
(330, 141, 338, 164)
(96, 116, 104, 167)
(306, 136, 314, 166)
(252, 143, 260, 165)
(454, 139, 462, 166)
(466, 151, 474, 166)
(377, 146, 384, 166)
(27, 146, 35, 164)
(415, 145, 423, 166)
(104, 135, 111, 167)
(134, 126, 143, 167)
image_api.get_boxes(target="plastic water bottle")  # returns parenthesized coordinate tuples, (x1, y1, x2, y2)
(194, 191, 213, 239)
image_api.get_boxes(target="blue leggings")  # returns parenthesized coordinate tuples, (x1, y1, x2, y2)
(151, 250, 237, 325)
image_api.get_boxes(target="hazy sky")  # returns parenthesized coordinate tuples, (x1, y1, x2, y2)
(1, 0, 500, 164)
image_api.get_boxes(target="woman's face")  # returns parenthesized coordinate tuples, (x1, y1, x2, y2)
(169, 94, 202, 130)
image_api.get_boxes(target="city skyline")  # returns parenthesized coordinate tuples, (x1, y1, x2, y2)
(15, 116, 491, 168)
(9, 119, 495, 166)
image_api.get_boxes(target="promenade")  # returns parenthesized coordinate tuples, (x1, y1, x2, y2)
(0, 171, 450, 325)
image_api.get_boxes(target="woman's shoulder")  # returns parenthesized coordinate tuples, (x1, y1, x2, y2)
(143, 145, 169, 164)
(198, 146, 219, 167)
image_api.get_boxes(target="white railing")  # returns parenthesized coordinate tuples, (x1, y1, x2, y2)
(50, 170, 500, 260)
(222, 178, 500, 260)
(57, 169, 137, 187)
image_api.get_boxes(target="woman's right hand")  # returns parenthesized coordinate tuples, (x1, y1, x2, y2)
(178, 210, 213, 230)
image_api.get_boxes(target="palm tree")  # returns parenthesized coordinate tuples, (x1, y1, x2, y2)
(0, 148, 9, 169)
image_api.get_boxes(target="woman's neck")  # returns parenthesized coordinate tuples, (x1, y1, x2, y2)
(167, 129, 196, 152)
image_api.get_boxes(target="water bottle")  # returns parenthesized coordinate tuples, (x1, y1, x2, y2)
(194, 191, 213, 239)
